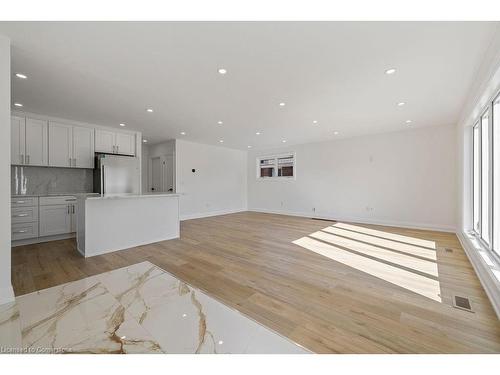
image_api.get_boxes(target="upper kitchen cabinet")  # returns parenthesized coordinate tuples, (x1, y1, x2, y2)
(95, 129, 136, 156)
(48, 122, 95, 168)
(11, 116, 48, 166)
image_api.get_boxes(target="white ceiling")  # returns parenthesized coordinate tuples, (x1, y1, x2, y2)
(0, 22, 498, 149)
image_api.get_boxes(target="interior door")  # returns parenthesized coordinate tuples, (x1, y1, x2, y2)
(95, 129, 115, 154)
(73, 126, 94, 168)
(151, 156, 162, 192)
(11, 116, 25, 165)
(115, 132, 135, 156)
(49, 122, 73, 167)
(164, 155, 174, 192)
(25, 118, 48, 166)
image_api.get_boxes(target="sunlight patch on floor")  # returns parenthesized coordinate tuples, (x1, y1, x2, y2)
(333, 222, 437, 249)
(293, 223, 441, 302)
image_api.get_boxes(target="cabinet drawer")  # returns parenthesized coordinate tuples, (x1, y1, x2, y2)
(12, 222, 39, 240)
(39, 196, 76, 206)
(11, 206, 39, 224)
(11, 197, 38, 207)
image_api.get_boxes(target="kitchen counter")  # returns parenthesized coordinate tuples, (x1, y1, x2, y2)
(12, 192, 92, 198)
(76, 193, 180, 257)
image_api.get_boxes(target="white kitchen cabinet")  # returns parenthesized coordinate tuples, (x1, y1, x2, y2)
(39, 204, 72, 236)
(115, 132, 135, 155)
(95, 129, 115, 154)
(70, 202, 77, 232)
(48, 122, 73, 167)
(11, 116, 48, 166)
(25, 118, 49, 166)
(95, 129, 136, 156)
(11, 116, 25, 165)
(72, 126, 94, 168)
(49, 122, 94, 168)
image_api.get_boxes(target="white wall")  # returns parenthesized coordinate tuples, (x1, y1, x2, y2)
(0, 35, 12, 304)
(175, 139, 247, 220)
(248, 125, 457, 231)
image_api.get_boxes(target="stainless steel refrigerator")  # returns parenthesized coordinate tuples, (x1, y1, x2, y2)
(93, 153, 140, 195)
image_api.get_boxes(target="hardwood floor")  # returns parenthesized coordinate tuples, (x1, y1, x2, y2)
(10, 212, 500, 353)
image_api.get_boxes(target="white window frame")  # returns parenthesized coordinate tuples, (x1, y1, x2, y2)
(471, 89, 499, 261)
(256, 152, 296, 180)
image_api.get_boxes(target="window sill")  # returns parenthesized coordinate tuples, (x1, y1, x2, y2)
(457, 231, 500, 319)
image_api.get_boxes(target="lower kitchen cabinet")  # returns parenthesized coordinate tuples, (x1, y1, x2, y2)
(39, 204, 72, 236)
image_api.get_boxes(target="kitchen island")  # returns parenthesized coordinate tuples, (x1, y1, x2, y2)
(76, 193, 180, 257)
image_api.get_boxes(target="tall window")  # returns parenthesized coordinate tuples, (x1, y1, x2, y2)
(481, 109, 491, 245)
(473, 91, 499, 258)
(494, 93, 500, 256)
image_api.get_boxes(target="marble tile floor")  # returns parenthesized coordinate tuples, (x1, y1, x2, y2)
(0, 261, 310, 354)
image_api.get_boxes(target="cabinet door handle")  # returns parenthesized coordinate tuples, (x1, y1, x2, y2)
(26, 155, 30, 164)
(67, 205, 70, 214)
(14, 230, 28, 234)
(69, 157, 72, 166)
(72, 205, 75, 214)
(117, 145, 119, 153)
(14, 201, 25, 204)
(20, 154, 24, 164)
(13, 213, 29, 217)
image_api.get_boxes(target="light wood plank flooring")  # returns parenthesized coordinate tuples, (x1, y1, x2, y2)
(11, 212, 500, 353)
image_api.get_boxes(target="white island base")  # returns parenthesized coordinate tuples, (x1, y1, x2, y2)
(77, 194, 180, 257)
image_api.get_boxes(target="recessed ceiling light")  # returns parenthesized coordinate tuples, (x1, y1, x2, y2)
(15, 73, 27, 79)
(218, 340, 224, 345)
(180, 131, 186, 135)
(397, 102, 405, 107)
(142, 139, 148, 143)
(219, 139, 224, 143)
(255, 132, 261, 135)
(218, 68, 227, 75)
(182, 313, 187, 318)
(247, 145, 252, 148)
(279, 102, 286, 107)
(313, 120, 318, 124)
(119, 123, 126, 127)
(14, 103, 23, 107)
(333, 131, 339, 135)
(146, 108, 153, 113)
(282, 140, 287, 143)
(385, 68, 396, 75)
(217, 121, 223, 125)
(405, 120, 412, 124)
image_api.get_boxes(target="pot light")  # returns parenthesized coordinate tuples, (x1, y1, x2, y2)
(15, 73, 27, 79)
(219, 139, 224, 143)
(313, 120, 318, 124)
(180, 131, 186, 135)
(282, 140, 287, 143)
(119, 123, 126, 127)
(142, 139, 148, 143)
(333, 131, 339, 135)
(218, 68, 227, 75)
(182, 313, 187, 318)
(397, 102, 405, 107)
(217, 121, 223, 125)
(279, 102, 286, 107)
(218, 340, 224, 345)
(247, 145, 252, 149)
(14, 103, 23, 107)
(146, 108, 153, 113)
(255, 132, 261, 135)
(405, 120, 412, 124)
(385, 68, 396, 75)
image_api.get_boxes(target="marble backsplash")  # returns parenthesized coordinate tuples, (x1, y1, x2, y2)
(11, 166, 94, 195)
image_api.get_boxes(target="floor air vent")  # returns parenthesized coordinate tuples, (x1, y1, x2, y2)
(452, 295, 473, 312)
(445, 248, 453, 253)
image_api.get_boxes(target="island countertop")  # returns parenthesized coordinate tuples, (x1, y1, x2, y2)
(81, 192, 180, 200)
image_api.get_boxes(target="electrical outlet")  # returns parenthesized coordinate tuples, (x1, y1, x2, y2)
(312, 207, 316, 212)
(280, 201, 284, 207)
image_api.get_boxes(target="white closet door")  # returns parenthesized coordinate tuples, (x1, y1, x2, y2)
(48, 122, 73, 167)
(25, 118, 48, 166)
(73, 126, 94, 168)
(11, 116, 25, 165)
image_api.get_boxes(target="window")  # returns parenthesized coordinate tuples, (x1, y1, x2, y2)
(257, 153, 295, 179)
(472, 90, 500, 258)
(494, 93, 500, 256)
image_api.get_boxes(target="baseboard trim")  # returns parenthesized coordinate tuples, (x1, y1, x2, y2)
(248, 208, 456, 233)
(456, 231, 500, 319)
(180, 208, 247, 221)
(12, 233, 75, 247)
(0, 284, 15, 306)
